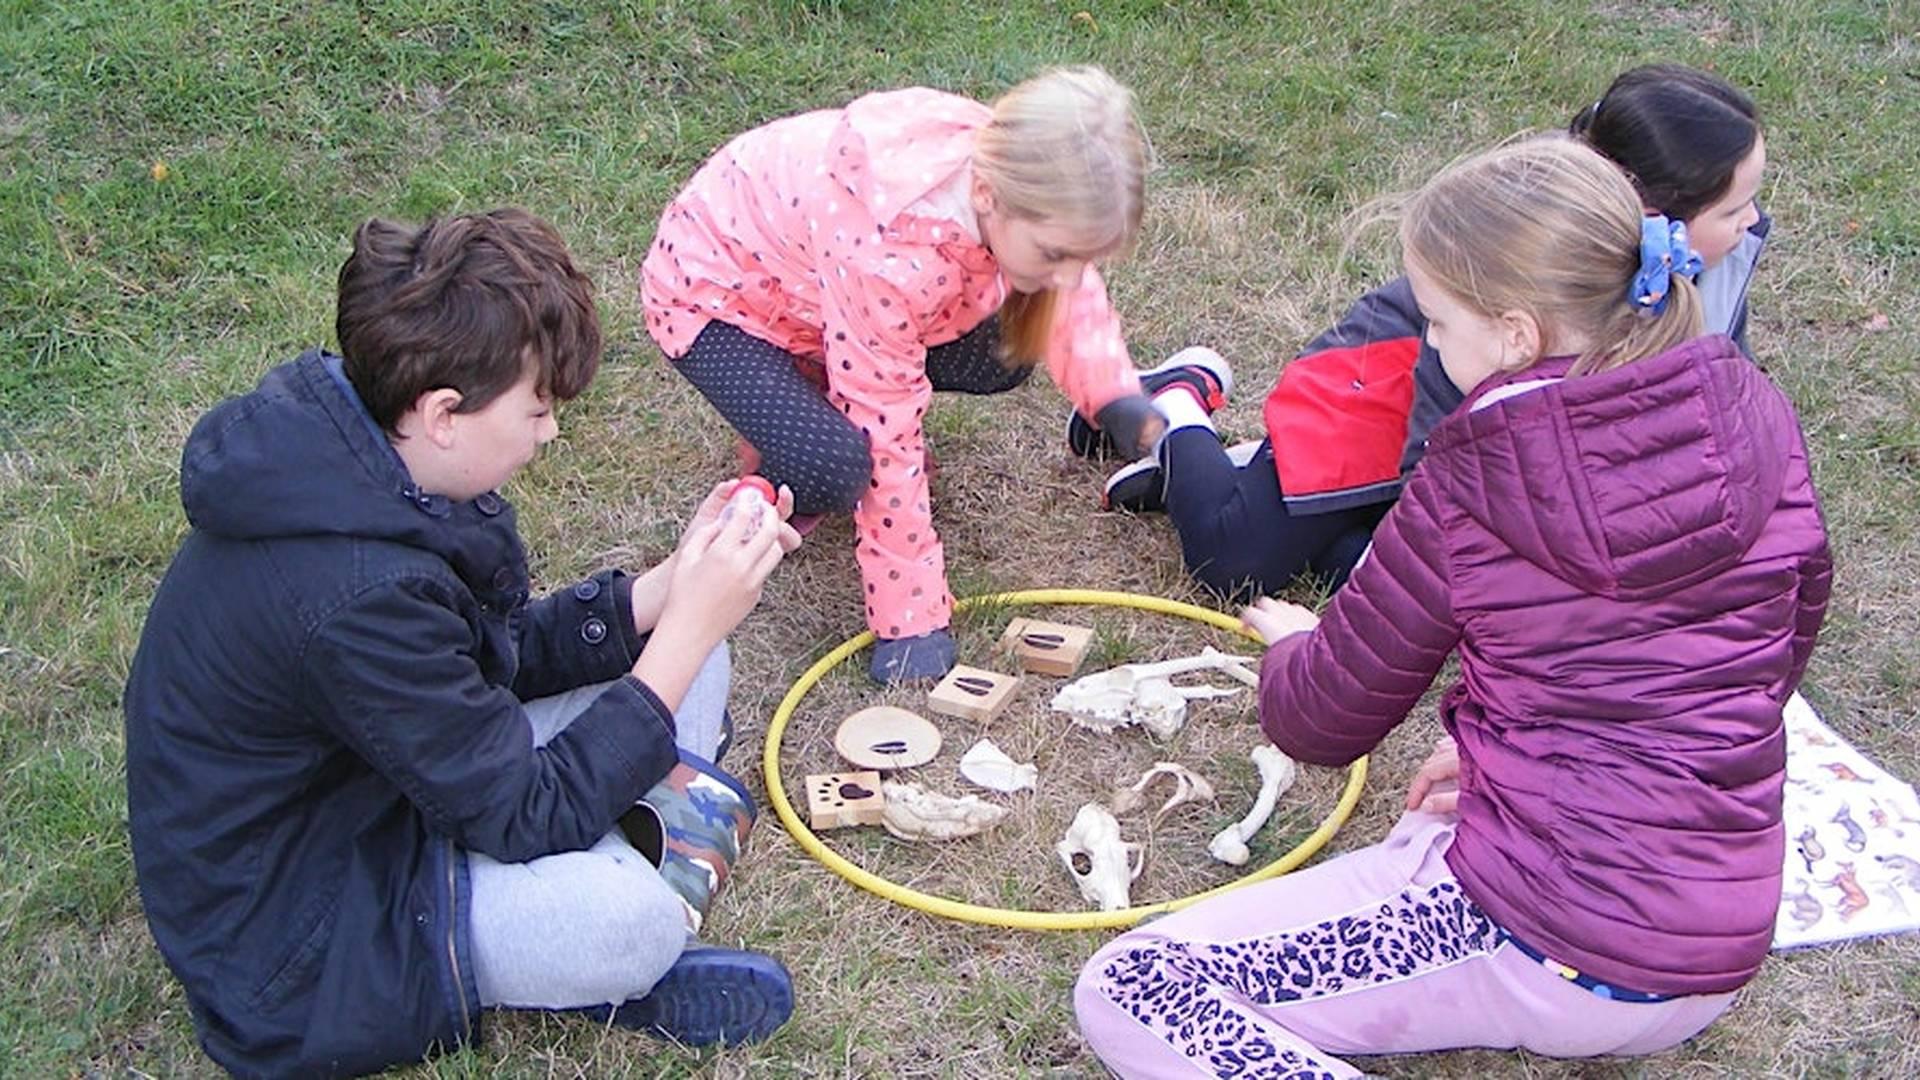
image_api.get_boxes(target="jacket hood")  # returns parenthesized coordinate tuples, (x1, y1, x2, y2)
(834, 87, 990, 223)
(180, 350, 526, 601)
(1427, 335, 1788, 601)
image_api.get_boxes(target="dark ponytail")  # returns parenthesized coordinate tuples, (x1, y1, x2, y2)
(1571, 64, 1759, 220)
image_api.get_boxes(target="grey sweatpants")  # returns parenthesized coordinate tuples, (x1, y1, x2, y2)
(466, 644, 731, 1009)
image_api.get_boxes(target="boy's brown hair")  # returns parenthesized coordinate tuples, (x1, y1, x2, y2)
(335, 208, 601, 433)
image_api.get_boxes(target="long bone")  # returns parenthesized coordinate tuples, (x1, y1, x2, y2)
(1109, 762, 1216, 823)
(1050, 647, 1259, 738)
(1207, 745, 1298, 865)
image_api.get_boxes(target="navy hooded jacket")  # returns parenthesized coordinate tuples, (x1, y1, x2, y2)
(124, 350, 680, 1077)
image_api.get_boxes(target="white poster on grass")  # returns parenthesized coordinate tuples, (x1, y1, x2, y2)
(1773, 693, 1920, 950)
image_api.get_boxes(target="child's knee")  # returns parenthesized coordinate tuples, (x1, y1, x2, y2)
(974, 362, 1033, 395)
(593, 864, 693, 982)
(798, 440, 872, 514)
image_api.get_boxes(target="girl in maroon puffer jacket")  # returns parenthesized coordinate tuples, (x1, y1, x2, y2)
(1075, 137, 1831, 1079)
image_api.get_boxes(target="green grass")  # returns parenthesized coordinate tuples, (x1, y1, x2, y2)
(4, 0, 1919, 1075)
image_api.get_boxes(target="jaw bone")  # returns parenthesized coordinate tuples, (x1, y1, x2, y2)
(1207, 745, 1299, 866)
(880, 781, 1010, 842)
(1049, 647, 1258, 738)
(1057, 802, 1145, 911)
(1109, 762, 1216, 823)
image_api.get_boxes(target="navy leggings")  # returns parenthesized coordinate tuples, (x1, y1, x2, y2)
(673, 318, 1028, 515)
(1161, 429, 1389, 603)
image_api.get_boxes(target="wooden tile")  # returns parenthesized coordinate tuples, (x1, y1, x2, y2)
(999, 617, 1095, 676)
(806, 770, 886, 830)
(834, 705, 941, 770)
(927, 665, 1021, 723)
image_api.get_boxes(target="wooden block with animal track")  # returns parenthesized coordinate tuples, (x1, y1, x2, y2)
(998, 617, 1095, 676)
(806, 771, 886, 830)
(926, 665, 1022, 723)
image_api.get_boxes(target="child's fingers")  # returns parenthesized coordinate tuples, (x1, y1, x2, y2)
(774, 484, 796, 521)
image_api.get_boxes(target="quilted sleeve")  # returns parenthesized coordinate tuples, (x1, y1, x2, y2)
(1257, 465, 1463, 765)
(1043, 265, 1142, 417)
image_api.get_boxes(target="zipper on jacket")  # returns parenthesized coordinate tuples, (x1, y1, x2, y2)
(445, 838, 472, 1038)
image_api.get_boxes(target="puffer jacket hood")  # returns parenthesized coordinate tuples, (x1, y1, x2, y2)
(182, 349, 526, 607)
(1434, 336, 1784, 602)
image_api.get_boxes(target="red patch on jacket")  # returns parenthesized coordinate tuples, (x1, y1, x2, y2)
(1263, 337, 1420, 497)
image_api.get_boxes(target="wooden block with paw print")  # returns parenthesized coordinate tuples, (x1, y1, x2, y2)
(927, 665, 1021, 723)
(806, 770, 886, 830)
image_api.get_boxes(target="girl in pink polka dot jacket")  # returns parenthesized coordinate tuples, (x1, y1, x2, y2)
(642, 67, 1171, 683)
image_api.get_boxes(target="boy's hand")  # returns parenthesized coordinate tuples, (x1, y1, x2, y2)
(1239, 596, 1319, 644)
(682, 480, 803, 555)
(663, 504, 786, 642)
(1404, 736, 1461, 815)
(632, 506, 788, 709)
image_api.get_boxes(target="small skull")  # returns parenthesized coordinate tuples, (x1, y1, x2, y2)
(1056, 803, 1144, 911)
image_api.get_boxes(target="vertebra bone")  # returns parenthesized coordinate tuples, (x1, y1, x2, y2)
(1109, 762, 1216, 823)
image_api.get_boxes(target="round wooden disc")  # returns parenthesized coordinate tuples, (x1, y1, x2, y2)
(833, 705, 942, 770)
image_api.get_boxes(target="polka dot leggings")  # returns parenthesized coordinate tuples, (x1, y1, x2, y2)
(672, 317, 1030, 515)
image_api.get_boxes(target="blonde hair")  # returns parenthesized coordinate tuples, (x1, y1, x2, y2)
(1400, 136, 1703, 376)
(974, 66, 1148, 364)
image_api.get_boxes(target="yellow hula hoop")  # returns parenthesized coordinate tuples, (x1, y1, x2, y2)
(761, 588, 1368, 930)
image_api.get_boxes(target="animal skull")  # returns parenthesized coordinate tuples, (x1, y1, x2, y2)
(880, 781, 1009, 842)
(1057, 802, 1144, 911)
(1109, 762, 1216, 823)
(1207, 745, 1299, 866)
(1050, 647, 1258, 738)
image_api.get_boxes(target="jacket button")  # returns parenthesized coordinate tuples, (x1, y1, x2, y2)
(573, 579, 601, 602)
(580, 617, 607, 645)
(493, 567, 515, 589)
(475, 492, 503, 516)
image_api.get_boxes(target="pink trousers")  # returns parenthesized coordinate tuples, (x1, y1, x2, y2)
(1074, 812, 1737, 1078)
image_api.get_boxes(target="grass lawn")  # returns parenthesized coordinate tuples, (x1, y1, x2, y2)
(4, 0, 1918, 1075)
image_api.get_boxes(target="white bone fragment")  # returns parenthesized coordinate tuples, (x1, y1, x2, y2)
(1110, 762, 1216, 822)
(880, 781, 1009, 842)
(958, 739, 1037, 793)
(1049, 647, 1258, 738)
(1207, 746, 1299, 865)
(1056, 802, 1145, 911)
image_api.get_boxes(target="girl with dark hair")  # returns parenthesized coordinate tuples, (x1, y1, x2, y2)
(1084, 64, 1770, 604)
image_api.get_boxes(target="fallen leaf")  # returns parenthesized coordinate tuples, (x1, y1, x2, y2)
(150, 160, 170, 182)
(1072, 10, 1097, 32)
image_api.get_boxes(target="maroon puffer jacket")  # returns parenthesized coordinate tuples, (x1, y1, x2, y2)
(1258, 335, 1832, 995)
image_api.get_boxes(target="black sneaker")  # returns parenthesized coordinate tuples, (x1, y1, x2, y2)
(611, 946, 794, 1047)
(1102, 456, 1166, 512)
(1102, 439, 1264, 513)
(1067, 346, 1234, 458)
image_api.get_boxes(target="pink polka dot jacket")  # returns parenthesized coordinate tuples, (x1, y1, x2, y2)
(641, 87, 1142, 638)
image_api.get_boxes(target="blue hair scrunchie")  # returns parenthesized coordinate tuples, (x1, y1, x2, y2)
(1629, 215, 1705, 317)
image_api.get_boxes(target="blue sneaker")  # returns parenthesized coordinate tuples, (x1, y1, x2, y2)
(1067, 346, 1234, 458)
(612, 946, 794, 1047)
